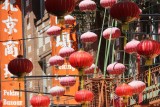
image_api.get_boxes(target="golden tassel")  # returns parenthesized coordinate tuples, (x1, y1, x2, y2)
(148, 67, 151, 86)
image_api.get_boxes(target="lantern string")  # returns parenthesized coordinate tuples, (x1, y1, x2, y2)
(94, 8, 107, 78)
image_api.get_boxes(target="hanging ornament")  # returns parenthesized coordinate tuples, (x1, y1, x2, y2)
(64, 15, 76, 25)
(103, 27, 121, 40)
(8, 55, 33, 78)
(49, 86, 65, 101)
(74, 89, 94, 103)
(84, 64, 99, 75)
(49, 55, 65, 67)
(124, 39, 140, 54)
(80, 31, 98, 43)
(46, 26, 61, 36)
(107, 62, 125, 75)
(45, 0, 76, 18)
(79, 0, 96, 12)
(128, 80, 146, 94)
(30, 94, 50, 107)
(59, 47, 75, 59)
(100, 0, 116, 9)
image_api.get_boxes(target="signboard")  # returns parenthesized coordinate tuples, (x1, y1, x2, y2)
(0, 0, 25, 106)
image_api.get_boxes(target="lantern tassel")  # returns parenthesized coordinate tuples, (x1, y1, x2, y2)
(122, 24, 129, 32)
(145, 59, 152, 66)
(148, 67, 151, 86)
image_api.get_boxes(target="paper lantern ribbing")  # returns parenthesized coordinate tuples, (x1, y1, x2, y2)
(80, 31, 98, 43)
(49, 86, 65, 97)
(128, 80, 146, 94)
(124, 39, 140, 54)
(8, 55, 33, 77)
(59, 76, 76, 87)
(69, 50, 93, 70)
(46, 26, 61, 36)
(107, 62, 125, 75)
(103, 27, 121, 40)
(45, 0, 76, 17)
(30, 94, 50, 107)
(75, 89, 94, 103)
(49, 55, 64, 66)
(79, 0, 96, 12)
(59, 47, 75, 58)
(115, 83, 133, 97)
(64, 15, 76, 25)
(84, 64, 99, 74)
(110, 1, 140, 24)
(137, 39, 160, 60)
(100, 0, 116, 9)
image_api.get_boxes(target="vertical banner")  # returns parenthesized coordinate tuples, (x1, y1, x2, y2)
(0, 0, 25, 107)
(50, 16, 79, 105)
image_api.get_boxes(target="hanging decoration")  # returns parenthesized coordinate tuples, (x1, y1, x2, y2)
(59, 76, 76, 91)
(79, 0, 96, 12)
(100, 0, 116, 9)
(103, 27, 121, 40)
(8, 55, 33, 78)
(74, 89, 94, 104)
(49, 55, 65, 67)
(46, 26, 61, 36)
(84, 64, 99, 75)
(59, 47, 75, 59)
(107, 62, 125, 75)
(124, 39, 140, 54)
(49, 85, 65, 101)
(0, 100, 2, 107)
(80, 31, 98, 43)
(45, 0, 76, 18)
(30, 94, 50, 107)
(64, 15, 76, 25)
(128, 80, 146, 94)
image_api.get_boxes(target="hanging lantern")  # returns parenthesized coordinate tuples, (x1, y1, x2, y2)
(46, 26, 61, 36)
(49, 55, 65, 67)
(84, 64, 99, 74)
(100, 0, 116, 9)
(115, 83, 133, 97)
(59, 47, 75, 59)
(124, 39, 140, 54)
(128, 80, 146, 94)
(45, 0, 76, 18)
(107, 62, 125, 75)
(0, 100, 2, 107)
(30, 94, 50, 107)
(136, 39, 160, 65)
(80, 31, 98, 43)
(75, 89, 94, 103)
(103, 27, 121, 40)
(59, 76, 76, 89)
(110, 1, 140, 24)
(8, 55, 33, 77)
(49, 86, 65, 101)
(64, 15, 76, 25)
(69, 50, 93, 70)
(79, 0, 96, 12)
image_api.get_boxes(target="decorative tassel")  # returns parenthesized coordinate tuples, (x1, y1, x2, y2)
(148, 67, 151, 86)
(145, 59, 152, 66)
(122, 24, 129, 32)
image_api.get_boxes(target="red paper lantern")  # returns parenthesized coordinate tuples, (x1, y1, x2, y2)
(128, 80, 146, 94)
(80, 31, 98, 43)
(137, 39, 160, 59)
(84, 64, 99, 74)
(49, 86, 65, 97)
(75, 89, 94, 103)
(59, 47, 75, 58)
(45, 0, 76, 17)
(49, 55, 65, 66)
(59, 76, 76, 87)
(115, 83, 133, 97)
(8, 55, 33, 77)
(79, 0, 96, 12)
(103, 27, 121, 40)
(30, 94, 50, 107)
(100, 0, 116, 9)
(46, 26, 61, 36)
(64, 15, 76, 25)
(124, 39, 140, 54)
(110, 1, 140, 23)
(107, 62, 125, 75)
(69, 50, 93, 69)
